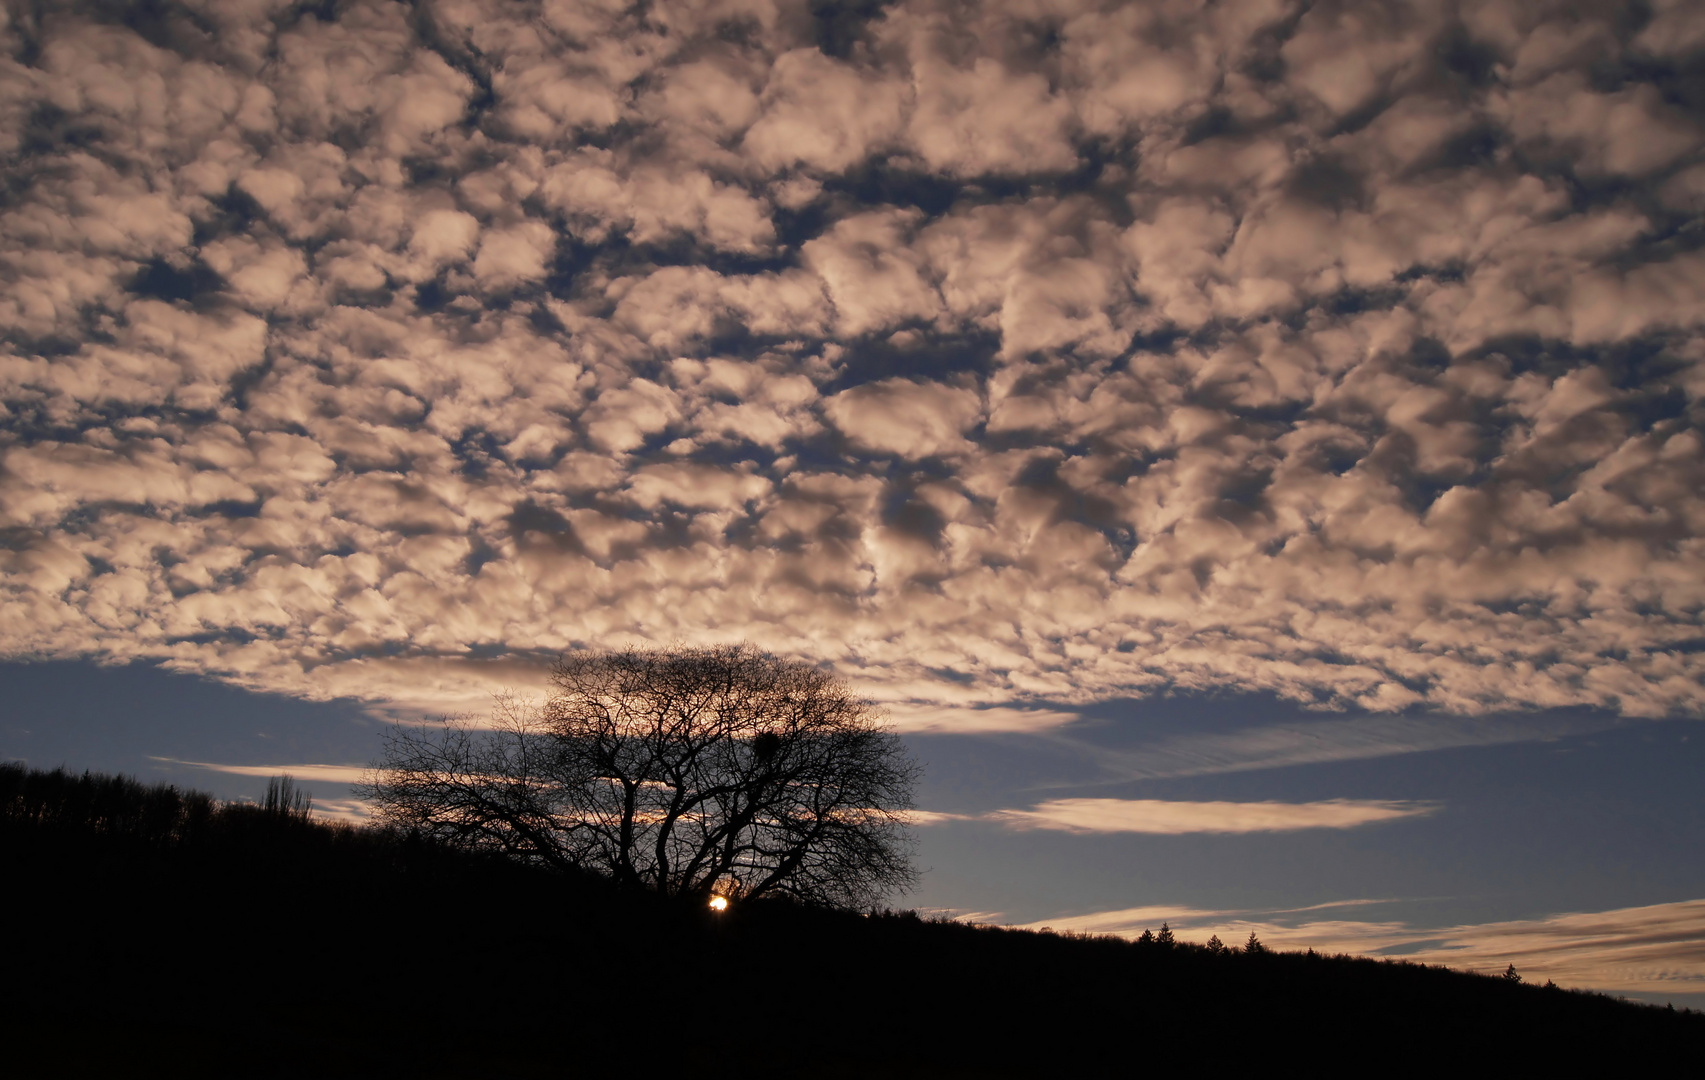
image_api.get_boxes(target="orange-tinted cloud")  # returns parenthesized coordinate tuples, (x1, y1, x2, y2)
(985, 797, 1436, 834)
(914, 797, 1435, 834)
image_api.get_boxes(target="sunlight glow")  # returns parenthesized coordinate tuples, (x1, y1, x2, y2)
(709, 895, 729, 912)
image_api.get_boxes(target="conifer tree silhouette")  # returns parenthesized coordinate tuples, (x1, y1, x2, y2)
(1503, 963, 1523, 983)
(1206, 934, 1224, 953)
(1244, 930, 1267, 955)
(1136, 928, 1154, 945)
(1156, 922, 1175, 947)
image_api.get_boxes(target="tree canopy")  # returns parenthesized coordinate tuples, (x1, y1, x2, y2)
(362, 644, 919, 909)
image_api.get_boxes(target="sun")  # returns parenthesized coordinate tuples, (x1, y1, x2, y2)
(709, 895, 729, 912)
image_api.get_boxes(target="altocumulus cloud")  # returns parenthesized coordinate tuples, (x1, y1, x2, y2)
(1, 1, 1703, 721)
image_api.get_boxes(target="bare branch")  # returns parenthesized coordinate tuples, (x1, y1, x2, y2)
(361, 645, 918, 908)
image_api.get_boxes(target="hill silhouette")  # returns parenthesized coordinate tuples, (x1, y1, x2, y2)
(3, 763, 1699, 1077)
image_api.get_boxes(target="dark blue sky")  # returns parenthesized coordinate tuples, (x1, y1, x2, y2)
(6, 656, 1702, 1005)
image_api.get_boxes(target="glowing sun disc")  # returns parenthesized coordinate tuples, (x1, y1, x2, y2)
(709, 895, 729, 912)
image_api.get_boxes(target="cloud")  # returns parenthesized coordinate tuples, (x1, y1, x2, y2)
(627, 462, 771, 511)
(1070, 711, 1618, 781)
(152, 759, 379, 822)
(1026, 898, 1705, 997)
(885, 704, 1081, 734)
(0, 0, 1702, 722)
(309, 797, 378, 823)
(913, 906, 1006, 924)
(409, 209, 481, 268)
(1500, 75, 1700, 179)
(472, 223, 555, 289)
(742, 48, 905, 173)
(154, 758, 372, 785)
(823, 378, 981, 459)
(540, 155, 776, 252)
(981, 797, 1435, 834)
(804, 210, 940, 336)
(903, 54, 1077, 177)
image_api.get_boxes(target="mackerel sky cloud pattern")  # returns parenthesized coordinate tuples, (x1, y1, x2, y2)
(1, 0, 1703, 722)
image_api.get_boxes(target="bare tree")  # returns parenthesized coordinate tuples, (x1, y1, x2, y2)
(262, 775, 313, 821)
(362, 645, 919, 908)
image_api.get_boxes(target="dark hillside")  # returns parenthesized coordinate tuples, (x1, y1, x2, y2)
(3, 764, 1699, 1077)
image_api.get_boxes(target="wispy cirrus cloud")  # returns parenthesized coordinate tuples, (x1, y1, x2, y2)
(1052, 710, 1622, 781)
(913, 797, 1436, 834)
(1024, 898, 1705, 997)
(0, 0, 1701, 722)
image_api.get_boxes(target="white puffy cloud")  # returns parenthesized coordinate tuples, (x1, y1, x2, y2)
(627, 462, 771, 510)
(581, 377, 682, 453)
(541, 153, 775, 252)
(494, 60, 624, 138)
(472, 222, 555, 288)
(0, 0, 1701, 724)
(408, 209, 481, 268)
(1059, 2, 1227, 134)
(804, 209, 940, 336)
(823, 378, 981, 459)
(1499, 74, 1701, 178)
(1280, 1, 1435, 119)
(743, 48, 906, 173)
(904, 54, 1077, 177)
(642, 58, 761, 141)
(270, 2, 474, 156)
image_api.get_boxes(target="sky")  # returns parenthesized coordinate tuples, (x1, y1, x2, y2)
(1, 0, 1702, 1006)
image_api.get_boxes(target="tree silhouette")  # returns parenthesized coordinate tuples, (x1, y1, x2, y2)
(363, 644, 920, 908)
(1503, 963, 1523, 983)
(262, 775, 312, 821)
(1156, 922, 1175, 947)
(1244, 930, 1267, 955)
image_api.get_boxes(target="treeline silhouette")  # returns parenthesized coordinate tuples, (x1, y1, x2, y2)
(4, 763, 1699, 1077)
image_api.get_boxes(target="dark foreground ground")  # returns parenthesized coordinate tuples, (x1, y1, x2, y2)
(4, 764, 1701, 1077)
